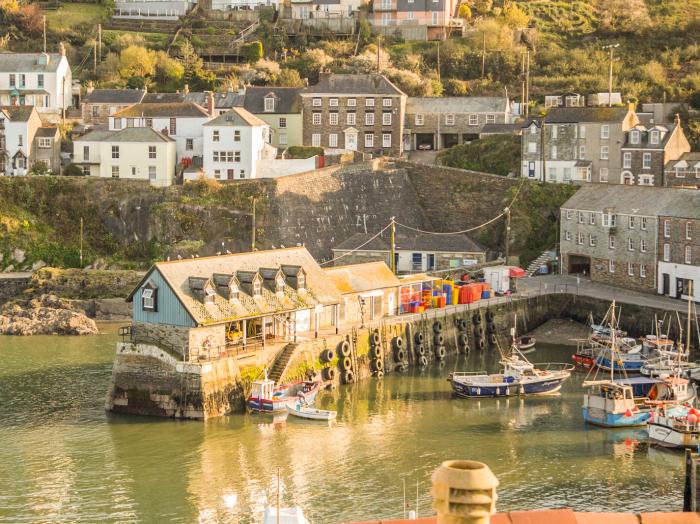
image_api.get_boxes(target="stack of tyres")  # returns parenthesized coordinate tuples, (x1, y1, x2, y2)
(370, 330, 384, 378)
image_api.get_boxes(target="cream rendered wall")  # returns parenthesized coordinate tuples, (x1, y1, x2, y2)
(256, 113, 303, 148)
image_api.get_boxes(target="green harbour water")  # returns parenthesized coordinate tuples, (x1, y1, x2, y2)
(0, 327, 688, 523)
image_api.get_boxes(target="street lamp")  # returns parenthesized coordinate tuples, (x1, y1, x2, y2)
(602, 44, 620, 107)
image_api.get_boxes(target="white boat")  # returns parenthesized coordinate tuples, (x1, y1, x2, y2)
(641, 354, 699, 378)
(647, 406, 700, 449)
(263, 507, 311, 524)
(286, 399, 337, 421)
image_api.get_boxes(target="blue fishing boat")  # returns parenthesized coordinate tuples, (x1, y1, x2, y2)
(594, 345, 647, 372)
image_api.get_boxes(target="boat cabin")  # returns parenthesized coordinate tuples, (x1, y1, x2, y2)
(583, 381, 637, 413)
(251, 378, 276, 401)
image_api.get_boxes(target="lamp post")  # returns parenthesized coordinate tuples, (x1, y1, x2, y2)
(602, 44, 620, 107)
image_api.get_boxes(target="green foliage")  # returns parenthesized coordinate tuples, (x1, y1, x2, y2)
(286, 146, 324, 159)
(242, 41, 264, 63)
(64, 164, 84, 177)
(438, 135, 521, 177)
(29, 161, 51, 177)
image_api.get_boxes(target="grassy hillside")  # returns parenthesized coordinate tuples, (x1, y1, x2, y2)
(437, 135, 521, 177)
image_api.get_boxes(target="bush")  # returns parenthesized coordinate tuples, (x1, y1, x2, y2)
(64, 164, 84, 177)
(242, 41, 264, 63)
(438, 135, 521, 176)
(286, 146, 323, 159)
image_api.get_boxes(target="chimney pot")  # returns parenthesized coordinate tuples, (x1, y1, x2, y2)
(432, 460, 498, 524)
(675, 113, 681, 125)
(207, 91, 215, 116)
(184, 84, 190, 94)
(59, 42, 66, 57)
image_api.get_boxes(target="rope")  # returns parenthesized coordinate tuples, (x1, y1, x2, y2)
(319, 223, 392, 266)
(394, 177, 527, 236)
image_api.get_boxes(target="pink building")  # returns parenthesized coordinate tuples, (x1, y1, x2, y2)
(369, 0, 461, 40)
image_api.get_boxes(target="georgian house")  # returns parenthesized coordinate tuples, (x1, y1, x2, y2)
(243, 86, 303, 149)
(81, 88, 146, 125)
(0, 105, 52, 176)
(657, 194, 700, 299)
(560, 184, 700, 296)
(404, 97, 514, 151)
(113, 0, 195, 19)
(109, 101, 212, 164)
(0, 45, 73, 119)
(521, 106, 638, 184)
(368, 0, 461, 41)
(300, 72, 407, 156)
(664, 153, 700, 189)
(620, 114, 690, 186)
(200, 107, 275, 181)
(72, 127, 176, 186)
(544, 93, 585, 109)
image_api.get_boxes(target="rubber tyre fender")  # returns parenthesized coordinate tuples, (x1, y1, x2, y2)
(419, 355, 428, 367)
(375, 371, 384, 379)
(436, 346, 447, 360)
(489, 333, 497, 345)
(322, 349, 335, 363)
(338, 340, 351, 358)
(433, 321, 443, 334)
(341, 356, 352, 370)
(371, 358, 384, 372)
(434, 332, 445, 346)
(474, 325, 485, 338)
(395, 348, 405, 362)
(371, 331, 381, 346)
(344, 370, 355, 384)
(392, 336, 405, 350)
(473, 313, 482, 325)
(370, 345, 382, 359)
(486, 321, 497, 334)
(414, 331, 424, 344)
(416, 344, 425, 356)
(459, 333, 469, 347)
(485, 310, 495, 322)
(322, 367, 336, 381)
(457, 318, 468, 331)
(476, 337, 485, 351)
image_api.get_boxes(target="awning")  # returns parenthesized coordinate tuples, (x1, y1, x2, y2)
(509, 267, 526, 278)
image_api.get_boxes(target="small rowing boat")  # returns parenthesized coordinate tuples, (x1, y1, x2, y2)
(285, 399, 337, 421)
(516, 335, 536, 351)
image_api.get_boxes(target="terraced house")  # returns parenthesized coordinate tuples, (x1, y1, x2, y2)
(522, 106, 638, 184)
(300, 72, 406, 156)
(560, 185, 700, 296)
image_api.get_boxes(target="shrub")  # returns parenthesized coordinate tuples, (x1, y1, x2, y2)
(286, 146, 323, 159)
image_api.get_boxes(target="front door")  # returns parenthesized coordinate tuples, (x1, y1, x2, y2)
(662, 273, 670, 295)
(346, 132, 357, 151)
(427, 253, 436, 271)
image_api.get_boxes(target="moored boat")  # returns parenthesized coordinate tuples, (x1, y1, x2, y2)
(647, 406, 700, 449)
(516, 335, 536, 351)
(247, 379, 321, 413)
(285, 399, 337, 421)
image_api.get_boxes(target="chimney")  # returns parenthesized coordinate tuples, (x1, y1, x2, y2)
(432, 460, 499, 524)
(59, 42, 66, 57)
(143, 84, 148, 94)
(86, 80, 95, 94)
(675, 113, 681, 126)
(184, 84, 190, 95)
(628, 100, 636, 112)
(207, 91, 214, 116)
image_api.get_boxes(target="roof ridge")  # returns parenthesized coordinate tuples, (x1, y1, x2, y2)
(154, 246, 305, 267)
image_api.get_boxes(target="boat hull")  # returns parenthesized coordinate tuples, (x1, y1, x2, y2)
(647, 422, 700, 448)
(595, 356, 645, 372)
(247, 397, 288, 413)
(573, 353, 595, 369)
(582, 407, 650, 427)
(451, 377, 566, 398)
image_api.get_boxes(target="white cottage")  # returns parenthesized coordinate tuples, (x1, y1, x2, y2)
(109, 101, 212, 164)
(73, 127, 176, 187)
(200, 107, 275, 181)
(0, 105, 43, 176)
(0, 44, 73, 118)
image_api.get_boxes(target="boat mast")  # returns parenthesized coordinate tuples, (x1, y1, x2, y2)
(610, 301, 616, 382)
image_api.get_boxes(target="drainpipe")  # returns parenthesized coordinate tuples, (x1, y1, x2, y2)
(432, 460, 499, 524)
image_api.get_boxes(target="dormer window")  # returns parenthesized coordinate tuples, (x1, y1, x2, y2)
(229, 284, 239, 302)
(650, 130, 659, 145)
(141, 283, 158, 312)
(630, 130, 640, 144)
(204, 286, 216, 304)
(253, 279, 262, 296)
(297, 272, 305, 290)
(264, 96, 275, 112)
(276, 275, 285, 293)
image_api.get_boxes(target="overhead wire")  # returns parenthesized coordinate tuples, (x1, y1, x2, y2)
(320, 223, 393, 266)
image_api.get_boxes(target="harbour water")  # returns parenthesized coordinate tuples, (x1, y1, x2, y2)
(0, 327, 687, 523)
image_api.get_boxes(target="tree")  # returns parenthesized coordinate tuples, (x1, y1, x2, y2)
(458, 4, 472, 19)
(502, 2, 529, 29)
(29, 161, 51, 176)
(597, 0, 650, 33)
(154, 51, 185, 87)
(242, 41, 264, 63)
(179, 40, 204, 84)
(118, 45, 156, 79)
(275, 68, 304, 87)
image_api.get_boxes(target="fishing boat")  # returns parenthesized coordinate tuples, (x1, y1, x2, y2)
(247, 379, 321, 413)
(516, 335, 536, 351)
(286, 399, 337, 421)
(647, 406, 700, 449)
(449, 316, 573, 398)
(640, 354, 699, 378)
(594, 344, 648, 372)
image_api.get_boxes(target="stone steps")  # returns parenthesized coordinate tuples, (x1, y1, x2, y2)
(268, 343, 297, 384)
(525, 249, 555, 277)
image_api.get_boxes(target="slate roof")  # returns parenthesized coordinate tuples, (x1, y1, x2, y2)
(0, 105, 35, 121)
(406, 97, 509, 114)
(333, 231, 484, 254)
(76, 127, 173, 143)
(35, 127, 58, 138)
(142, 92, 185, 104)
(203, 107, 268, 127)
(302, 73, 405, 96)
(622, 123, 677, 149)
(128, 247, 342, 325)
(0, 52, 63, 72)
(545, 107, 631, 124)
(665, 152, 700, 169)
(561, 184, 700, 219)
(480, 123, 521, 135)
(185, 91, 245, 108)
(83, 89, 146, 104)
(324, 262, 400, 294)
(112, 102, 210, 118)
(243, 86, 303, 114)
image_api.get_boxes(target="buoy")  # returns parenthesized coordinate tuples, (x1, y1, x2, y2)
(689, 413, 698, 424)
(624, 409, 633, 418)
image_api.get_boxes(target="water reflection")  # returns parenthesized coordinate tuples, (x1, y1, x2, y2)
(0, 336, 689, 523)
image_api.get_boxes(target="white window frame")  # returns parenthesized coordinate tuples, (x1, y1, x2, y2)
(312, 98, 322, 107)
(566, 210, 573, 220)
(643, 153, 652, 169)
(600, 146, 609, 160)
(312, 113, 322, 125)
(601, 125, 609, 139)
(486, 114, 496, 124)
(565, 231, 571, 241)
(148, 146, 156, 159)
(609, 259, 615, 273)
(347, 98, 356, 107)
(640, 239, 647, 253)
(264, 96, 275, 112)
(364, 133, 374, 148)
(628, 237, 634, 251)
(577, 232, 584, 245)
(631, 130, 640, 144)
(347, 113, 356, 125)
(445, 113, 455, 126)
(365, 113, 375, 126)
(365, 98, 375, 107)
(641, 217, 647, 230)
(609, 236, 615, 249)
(589, 235, 596, 247)
(468, 114, 478, 126)
(599, 167, 609, 183)
(628, 262, 634, 276)
(329, 113, 339, 126)
(329, 133, 338, 148)
(382, 98, 392, 107)
(686, 222, 692, 240)
(628, 216, 635, 229)
(663, 243, 670, 261)
(664, 220, 671, 238)
(311, 133, 321, 147)
(38, 137, 51, 148)
(623, 152, 631, 169)
(383, 113, 392, 126)
(650, 129, 659, 145)
(527, 142, 536, 154)
(640, 265, 646, 278)
(415, 114, 424, 126)
(382, 133, 391, 148)
(329, 98, 339, 107)
(686, 246, 692, 264)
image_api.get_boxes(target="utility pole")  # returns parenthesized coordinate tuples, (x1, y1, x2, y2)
(540, 116, 546, 183)
(98, 23, 102, 63)
(376, 35, 381, 73)
(504, 208, 511, 263)
(525, 50, 530, 117)
(390, 217, 396, 274)
(93, 40, 97, 74)
(43, 16, 46, 53)
(251, 197, 257, 252)
(79, 217, 84, 267)
(521, 52, 525, 118)
(481, 32, 486, 79)
(436, 40, 441, 83)
(602, 44, 619, 107)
